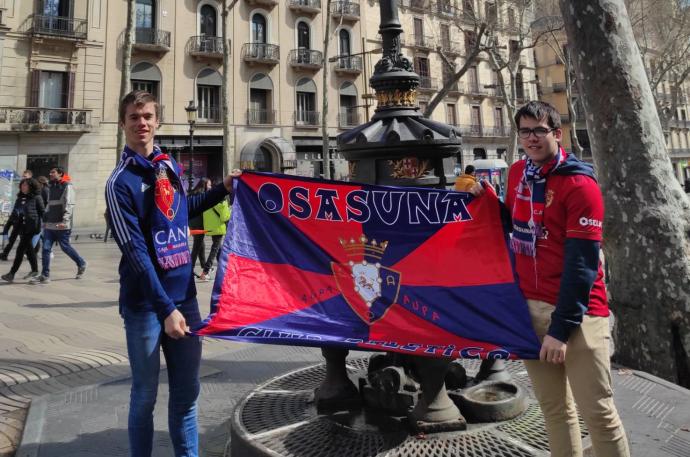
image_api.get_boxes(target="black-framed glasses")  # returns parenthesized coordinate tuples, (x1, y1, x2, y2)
(517, 127, 556, 139)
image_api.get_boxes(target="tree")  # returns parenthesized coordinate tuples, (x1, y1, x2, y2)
(624, 0, 690, 131)
(116, 0, 136, 160)
(221, 0, 239, 174)
(559, 0, 690, 387)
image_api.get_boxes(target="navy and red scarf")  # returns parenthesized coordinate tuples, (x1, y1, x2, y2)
(123, 146, 191, 270)
(511, 147, 567, 257)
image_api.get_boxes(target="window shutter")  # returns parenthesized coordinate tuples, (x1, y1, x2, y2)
(30, 70, 41, 107)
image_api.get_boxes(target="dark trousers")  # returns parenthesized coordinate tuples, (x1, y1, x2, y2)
(190, 234, 206, 270)
(203, 235, 223, 274)
(10, 233, 38, 275)
(2, 226, 20, 257)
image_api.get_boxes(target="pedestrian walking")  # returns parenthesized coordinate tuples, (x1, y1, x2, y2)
(189, 178, 211, 278)
(29, 166, 87, 284)
(106, 90, 240, 457)
(473, 100, 630, 457)
(199, 188, 230, 281)
(1, 178, 44, 282)
(454, 164, 478, 192)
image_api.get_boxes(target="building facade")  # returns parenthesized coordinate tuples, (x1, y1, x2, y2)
(1, 0, 539, 227)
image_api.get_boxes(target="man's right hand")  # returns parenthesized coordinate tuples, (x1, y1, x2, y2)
(468, 180, 494, 197)
(164, 309, 189, 339)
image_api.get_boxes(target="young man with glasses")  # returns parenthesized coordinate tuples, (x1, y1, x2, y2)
(474, 101, 629, 456)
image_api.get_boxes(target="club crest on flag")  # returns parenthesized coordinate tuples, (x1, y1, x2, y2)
(332, 236, 401, 324)
(154, 167, 179, 221)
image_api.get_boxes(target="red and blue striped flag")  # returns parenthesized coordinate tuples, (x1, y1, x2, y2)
(195, 172, 540, 360)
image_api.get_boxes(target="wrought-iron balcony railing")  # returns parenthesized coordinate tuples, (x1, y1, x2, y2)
(31, 15, 87, 40)
(246, 0, 279, 6)
(288, 49, 323, 70)
(439, 40, 462, 55)
(294, 110, 320, 126)
(333, 55, 363, 74)
(242, 43, 280, 64)
(412, 35, 435, 50)
(467, 84, 488, 96)
(288, 0, 321, 13)
(338, 108, 360, 128)
(457, 124, 483, 137)
(376, 33, 406, 46)
(418, 76, 438, 91)
(444, 80, 464, 94)
(188, 36, 225, 58)
(247, 109, 276, 125)
(134, 28, 171, 51)
(484, 126, 510, 137)
(0, 107, 92, 130)
(669, 148, 690, 158)
(668, 118, 690, 129)
(198, 106, 221, 123)
(435, 1, 458, 17)
(331, 1, 360, 20)
(552, 82, 567, 92)
(405, 0, 429, 11)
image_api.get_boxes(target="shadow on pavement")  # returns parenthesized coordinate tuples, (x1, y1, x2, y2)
(23, 301, 118, 309)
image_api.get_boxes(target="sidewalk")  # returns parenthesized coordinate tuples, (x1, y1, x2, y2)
(2, 232, 690, 457)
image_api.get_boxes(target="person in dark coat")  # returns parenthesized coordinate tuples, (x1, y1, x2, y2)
(1, 178, 44, 282)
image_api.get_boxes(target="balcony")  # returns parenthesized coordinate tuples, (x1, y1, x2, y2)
(242, 43, 280, 65)
(467, 84, 488, 97)
(439, 40, 463, 56)
(418, 76, 438, 92)
(669, 119, 690, 129)
(444, 80, 464, 95)
(198, 106, 221, 124)
(669, 148, 690, 158)
(435, 1, 458, 17)
(331, 1, 360, 21)
(412, 35, 435, 51)
(288, 49, 323, 71)
(247, 109, 276, 125)
(376, 33, 406, 46)
(560, 113, 570, 124)
(405, 0, 429, 11)
(187, 36, 225, 59)
(294, 110, 320, 127)
(457, 124, 483, 137)
(0, 107, 92, 132)
(288, 0, 321, 14)
(31, 15, 87, 40)
(333, 55, 363, 75)
(484, 126, 510, 137)
(134, 28, 171, 52)
(246, 0, 278, 7)
(339, 108, 360, 128)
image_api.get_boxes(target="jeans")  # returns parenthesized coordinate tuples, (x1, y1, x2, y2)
(122, 300, 202, 457)
(42, 229, 85, 277)
(190, 234, 206, 271)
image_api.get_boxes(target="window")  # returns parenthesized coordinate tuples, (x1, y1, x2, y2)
(419, 100, 429, 116)
(446, 104, 457, 126)
(339, 29, 351, 55)
(495, 107, 504, 134)
(200, 4, 217, 37)
(464, 31, 477, 54)
(249, 73, 274, 124)
(251, 13, 266, 43)
(507, 8, 515, 28)
(130, 62, 161, 100)
(297, 21, 310, 49)
(468, 66, 479, 92)
(516, 72, 525, 99)
(296, 78, 317, 125)
(339, 82, 358, 127)
(471, 105, 482, 131)
(414, 18, 424, 46)
(136, 0, 154, 29)
(197, 69, 221, 122)
(414, 57, 430, 78)
(440, 24, 451, 50)
(132, 80, 157, 97)
(463, 0, 474, 15)
(484, 2, 497, 24)
(473, 148, 487, 160)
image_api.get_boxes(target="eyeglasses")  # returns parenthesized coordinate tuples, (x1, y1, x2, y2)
(517, 127, 556, 139)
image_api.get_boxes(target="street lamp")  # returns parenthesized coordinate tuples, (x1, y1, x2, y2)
(185, 100, 197, 192)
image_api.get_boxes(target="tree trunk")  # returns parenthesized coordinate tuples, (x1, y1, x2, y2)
(116, 0, 136, 159)
(221, 1, 237, 174)
(559, 0, 690, 387)
(321, 0, 333, 179)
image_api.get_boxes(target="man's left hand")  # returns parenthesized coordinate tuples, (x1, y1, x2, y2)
(540, 335, 567, 364)
(223, 169, 242, 192)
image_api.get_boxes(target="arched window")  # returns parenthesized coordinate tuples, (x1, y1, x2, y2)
(297, 21, 310, 49)
(339, 29, 351, 55)
(136, 0, 155, 29)
(339, 81, 358, 127)
(131, 62, 161, 101)
(249, 73, 274, 124)
(200, 4, 217, 37)
(295, 78, 317, 125)
(197, 68, 222, 122)
(251, 13, 266, 43)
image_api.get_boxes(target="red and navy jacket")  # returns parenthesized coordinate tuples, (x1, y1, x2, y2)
(105, 147, 228, 319)
(506, 153, 608, 343)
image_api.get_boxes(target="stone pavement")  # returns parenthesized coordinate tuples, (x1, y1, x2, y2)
(2, 229, 690, 457)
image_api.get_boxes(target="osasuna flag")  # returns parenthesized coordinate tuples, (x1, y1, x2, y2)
(195, 172, 541, 360)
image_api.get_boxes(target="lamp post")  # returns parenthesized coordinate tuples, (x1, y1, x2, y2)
(185, 100, 197, 192)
